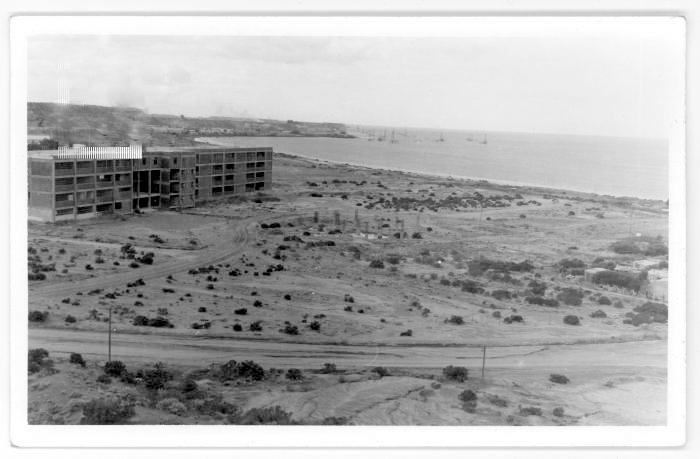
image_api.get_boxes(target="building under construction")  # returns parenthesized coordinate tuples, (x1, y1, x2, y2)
(28, 145, 272, 222)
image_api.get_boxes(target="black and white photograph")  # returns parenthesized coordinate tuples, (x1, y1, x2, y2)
(6, 12, 690, 451)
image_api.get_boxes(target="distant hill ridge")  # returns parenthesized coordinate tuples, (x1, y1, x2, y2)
(27, 102, 351, 147)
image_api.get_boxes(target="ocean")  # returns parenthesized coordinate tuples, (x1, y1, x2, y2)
(198, 128, 668, 200)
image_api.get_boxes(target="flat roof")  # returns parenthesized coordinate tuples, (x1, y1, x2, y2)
(28, 145, 273, 160)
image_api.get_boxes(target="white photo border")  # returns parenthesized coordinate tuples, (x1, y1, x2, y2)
(9, 15, 687, 448)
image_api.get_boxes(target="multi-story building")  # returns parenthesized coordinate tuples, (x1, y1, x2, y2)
(28, 145, 273, 222)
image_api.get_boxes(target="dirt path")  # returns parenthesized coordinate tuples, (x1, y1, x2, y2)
(28, 327, 666, 371)
(29, 217, 256, 298)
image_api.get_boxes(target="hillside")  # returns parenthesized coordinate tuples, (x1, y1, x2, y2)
(27, 102, 352, 148)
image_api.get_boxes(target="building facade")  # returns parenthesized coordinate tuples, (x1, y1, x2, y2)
(28, 146, 273, 222)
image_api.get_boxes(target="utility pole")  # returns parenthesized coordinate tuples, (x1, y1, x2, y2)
(108, 305, 112, 362)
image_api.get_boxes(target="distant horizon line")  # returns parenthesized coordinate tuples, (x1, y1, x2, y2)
(27, 100, 667, 143)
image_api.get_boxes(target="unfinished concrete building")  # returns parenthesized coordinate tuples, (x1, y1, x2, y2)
(28, 145, 273, 222)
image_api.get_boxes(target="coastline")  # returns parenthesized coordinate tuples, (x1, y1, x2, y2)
(196, 137, 667, 205)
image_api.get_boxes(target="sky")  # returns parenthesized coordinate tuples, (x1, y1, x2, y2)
(27, 34, 680, 139)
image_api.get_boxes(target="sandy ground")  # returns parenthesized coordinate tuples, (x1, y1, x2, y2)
(27, 153, 669, 425)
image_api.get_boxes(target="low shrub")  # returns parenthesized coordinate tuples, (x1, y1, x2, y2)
(458, 389, 477, 403)
(503, 315, 524, 324)
(556, 288, 584, 306)
(104, 360, 126, 377)
(400, 329, 413, 337)
(233, 323, 242, 332)
(447, 315, 464, 325)
(249, 321, 263, 332)
(549, 374, 570, 384)
(65, 314, 77, 324)
(155, 397, 187, 416)
(69, 352, 86, 367)
(442, 365, 468, 382)
(553, 407, 565, 417)
(28, 310, 49, 323)
(624, 301, 668, 326)
(28, 348, 52, 374)
(563, 315, 580, 326)
(528, 280, 548, 295)
(597, 296, 612, 305)
(283, 324, 299, 335)
(80, 397, 135, 424)
(141, 362, 172, 390)
(590, 309, 607, 318)
(491, 289, 513, 300)
(519, 406, 543, 416)
(369, 259, 385, 269)
(309, 321, 321, 331)
(285, 368, 303, 380)
(234, 308, 248, 315)
(321, 363, 337, 374)
(525, 296, 559, 307)
(487, 394, 508, 407)
(372, 366, 389, 377)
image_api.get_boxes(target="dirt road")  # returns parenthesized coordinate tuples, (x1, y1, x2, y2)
(30, 217, 254, 298)
(29, 327, 666, 371)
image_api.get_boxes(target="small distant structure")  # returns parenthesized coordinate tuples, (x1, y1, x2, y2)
(584, 267, 608, 282)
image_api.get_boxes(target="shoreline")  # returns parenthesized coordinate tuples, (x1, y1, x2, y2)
(196, 137, 667, 205)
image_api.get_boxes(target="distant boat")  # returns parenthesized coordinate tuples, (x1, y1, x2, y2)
(390, 129, 398, 143)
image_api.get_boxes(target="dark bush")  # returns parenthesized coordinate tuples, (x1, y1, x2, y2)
(65, 314, 77, 323)
(369, 259, 385, 269)
(147, 316, 173, 328)
(556, 288, 584, 306)
(442, 365, 468, 382)
(372, 366, 389, 377)
(553, 407, 565, 417)
(28, 348, 52, 374)
(236, 360, 266, 381)
(625, 301, 668, 326)
(250, 321, 263, 332)
(503, 314, 524, 324)
(233, 323, 242, 332)
(96, 374, 111, 384)
(285, 368, 303, 380)
(400, 329, 413, 337)
(528, 280, 548, 295)
(549, 374, 570, 384)
(142, 362, 172, 390)
(80, 397, 135, 424)
(104, 360, 126, 377)
(234, 308, 248, 315)
(283, 294, 291, 300)
(69, 352, 86, 367)
(519, 406, 543, 416)
(597, 296, 612, 305)
(132, 315, 149, 326)
(28, 310, 49, 323)
(321, 363, 337, 374)
(283, 324, 299, 335)
(557, 258, 586, 272)
(491, 289, 513, 300)
(458, 389, 477, 403)
(447, 315, 464, 325)
(525, 295, 559, 307)
(198, 306, 207, 313)
(563, 315, 580, 326)
(590, 309, 607, 318)
(309, 321, 321, 331)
